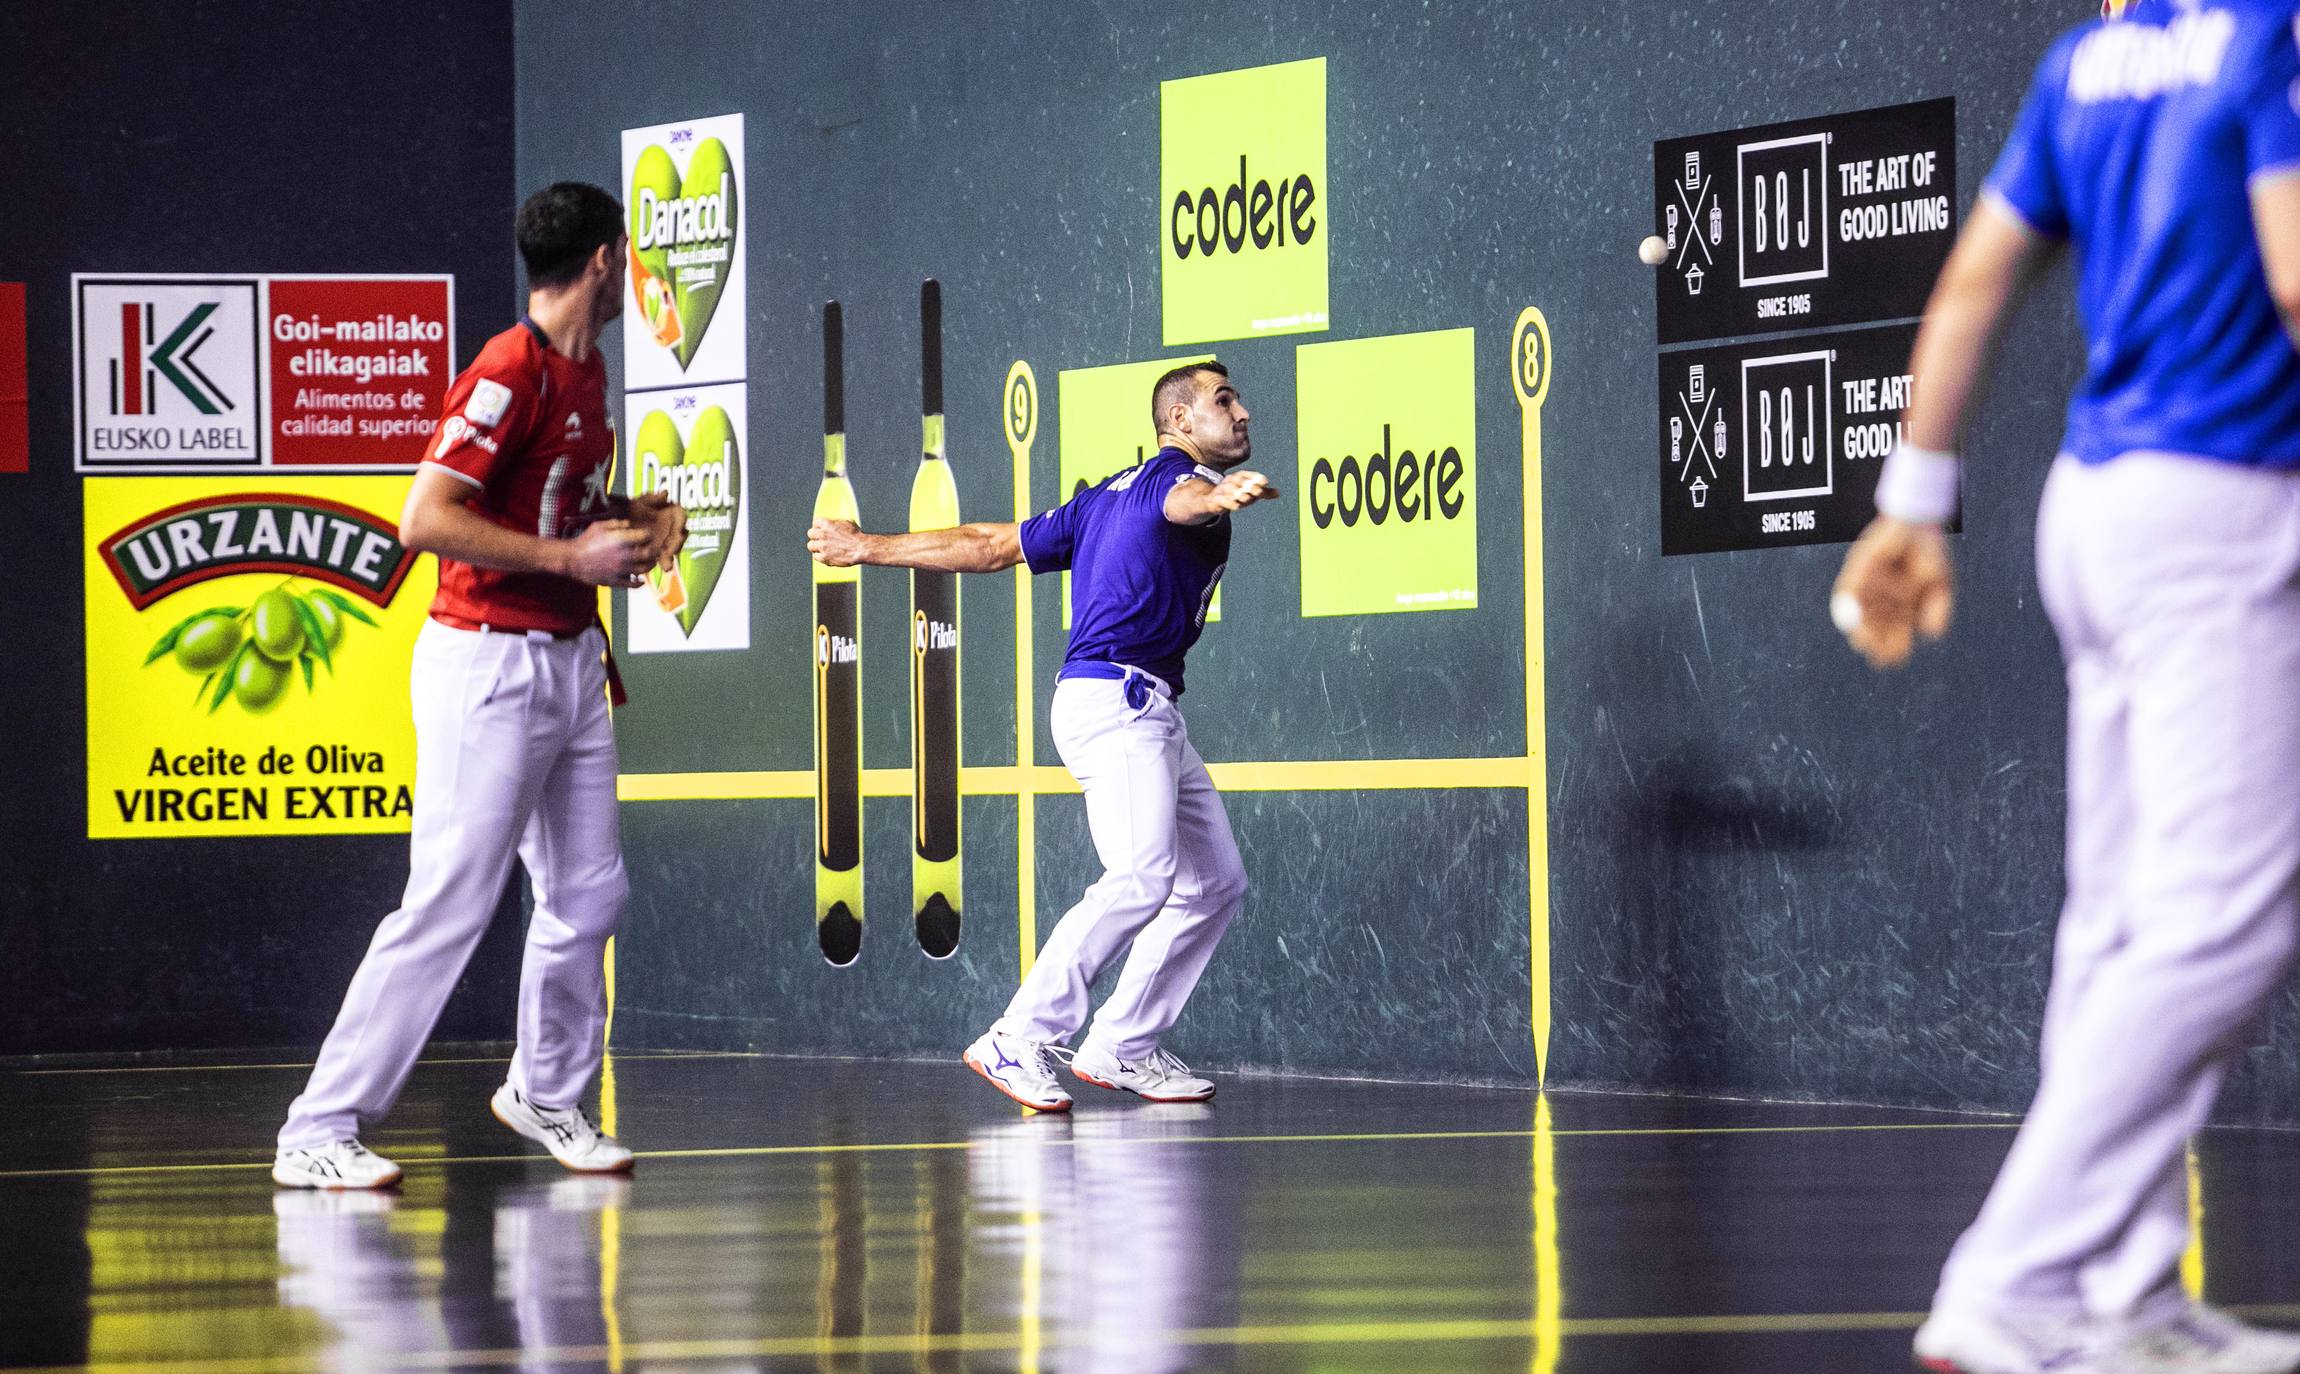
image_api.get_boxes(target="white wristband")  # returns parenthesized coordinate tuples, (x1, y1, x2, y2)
(1874, 441, 1961, 523)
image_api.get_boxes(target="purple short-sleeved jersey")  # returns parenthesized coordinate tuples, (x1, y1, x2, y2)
(1020, 448, 1229, 695)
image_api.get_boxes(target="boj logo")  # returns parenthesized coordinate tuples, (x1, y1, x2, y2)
(1160, 58, 1328, 346)
(1293, 329, 1480, 619)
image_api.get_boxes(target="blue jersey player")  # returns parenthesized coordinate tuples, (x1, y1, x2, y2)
(1833, 3, 2300, 1370)
(808, 362, 1278, 1110)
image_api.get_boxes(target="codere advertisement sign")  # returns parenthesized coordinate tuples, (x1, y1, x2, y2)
(1295, 329, 1478, 616)
(84, 476, 431, 838)
(1161, 58, 1328, 346)
(622, 113, 746, 392)
(1057, 354, 1220, 627)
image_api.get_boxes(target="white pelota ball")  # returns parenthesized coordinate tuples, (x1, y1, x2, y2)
(1637, 235, 1668, 266)
(1830, 591, 1864, 635)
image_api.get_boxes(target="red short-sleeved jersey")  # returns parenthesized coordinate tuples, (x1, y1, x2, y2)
(420, 320, 615, 633)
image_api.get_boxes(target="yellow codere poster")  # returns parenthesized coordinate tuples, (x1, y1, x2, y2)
(84, 476, 433, 838)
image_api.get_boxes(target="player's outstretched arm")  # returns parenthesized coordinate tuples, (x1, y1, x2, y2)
(1165, 470, 1280, 526)
(2251, 172, 2300, 347)
(807, 519, 1024, 574)
(1831, 198, 2053, 670)
(401, 466, 652, 587)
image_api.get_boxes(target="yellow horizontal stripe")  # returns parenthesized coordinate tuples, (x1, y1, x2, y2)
(0, 1119, 2014, 1182)
(10, 1051, 748, 1077)
(4, 1307, 2082, 1374)
(618, 756, 1530, 802)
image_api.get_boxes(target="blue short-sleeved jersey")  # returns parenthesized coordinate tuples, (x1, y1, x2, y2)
(1019, 448, 1229, 695)
(1988, 0, 2300, 466)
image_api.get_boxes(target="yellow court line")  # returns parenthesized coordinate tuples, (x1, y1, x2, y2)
(0, 1119, 2017, 1182)
(0, 1308, 2024, 1374)
(7, 1051, 751, 1077)
(618, 756, 1531, 803)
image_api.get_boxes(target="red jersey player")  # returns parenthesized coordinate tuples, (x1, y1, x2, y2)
(273, 183, 685, 1189)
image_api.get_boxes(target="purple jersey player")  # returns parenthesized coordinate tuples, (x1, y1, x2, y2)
(807, 361, 1278, 1110)
(1833, 3, 2300, 1370)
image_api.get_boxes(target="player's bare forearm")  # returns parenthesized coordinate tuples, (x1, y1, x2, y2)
(401, 467, 652, 587)
(401, 467, 571, 576)
(807, 519, 1024, 573)
(1900, 198, 2056, 452)
(1165, 470, 1279, 525)
(2250, 173, 2300, 348)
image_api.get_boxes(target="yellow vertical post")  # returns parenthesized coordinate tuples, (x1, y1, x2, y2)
(1510, 308, 1554, 1083)
(2182, 1143, 2206, 1298)
(1004, 362, 1041, 976)
(1531, 1092, 1561, 1374)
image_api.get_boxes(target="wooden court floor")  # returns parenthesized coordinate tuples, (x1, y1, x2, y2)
(5, 1051, 2300, 1372)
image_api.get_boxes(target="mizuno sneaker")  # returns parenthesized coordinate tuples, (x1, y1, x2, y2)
(1068, 1044, 1216, 1102)
(1914, 1305, 2104, 1374)
(271, 1139, 403, 1190)
(963, 1029, 1073, 1112)
(489, 1084, 634, 1173)
(2105, 1303, 2300, 1374)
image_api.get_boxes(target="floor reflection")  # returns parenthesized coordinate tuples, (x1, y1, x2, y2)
(21, 1052, 2268, 1370)
(275, 1177, 627, 1373)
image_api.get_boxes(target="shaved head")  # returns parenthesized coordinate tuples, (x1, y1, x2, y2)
(1150, 362, 1229, 434)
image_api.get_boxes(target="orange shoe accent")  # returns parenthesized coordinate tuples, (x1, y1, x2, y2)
(964, 1052, 1073, 1113)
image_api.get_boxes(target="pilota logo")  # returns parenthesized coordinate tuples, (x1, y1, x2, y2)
(1160, 58, 1329, 346)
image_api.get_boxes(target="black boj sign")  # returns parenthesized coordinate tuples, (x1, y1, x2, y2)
(1660, 322, 1961, 556)
(1653, 98, 1956, 346)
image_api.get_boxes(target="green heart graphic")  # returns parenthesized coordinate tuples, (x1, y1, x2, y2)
(627, 138, 739, 370)
(636, 405, 742, 636)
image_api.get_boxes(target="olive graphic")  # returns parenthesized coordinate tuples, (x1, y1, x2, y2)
(173, 613, 242, 673)
(250, 589, 306, 662)
(305, 594, 346, 652)
(233, 650, 290, 712)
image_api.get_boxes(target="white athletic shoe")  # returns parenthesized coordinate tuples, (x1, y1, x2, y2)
(271, 1139, 403, 1190)
(2104, 1303, 2300, 1374)
(1914, 1305, 2103, 1373)
(1068, 1044, 1216, 1102)
(962, 1029, 1073, 1112)
(489, 1084, 634, 1173)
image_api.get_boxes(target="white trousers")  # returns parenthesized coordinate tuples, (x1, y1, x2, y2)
(1937, 454, 2300, 1320)
(996, 676, 1249, 1061)
(280, 619, 628, 1150)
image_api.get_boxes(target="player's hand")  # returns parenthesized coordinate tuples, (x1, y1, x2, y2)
(1831, 515, 1954, 669)
(561, 520, 653, 588)
(1210, 470, 1280, 511)
(629, 491, 688, 570)
(808, 518, 872, 567)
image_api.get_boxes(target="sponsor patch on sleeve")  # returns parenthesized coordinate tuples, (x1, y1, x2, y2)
(431, 414, 500, 461)
(1189, 464, 1224, 485)
(466, 378, 513, 427)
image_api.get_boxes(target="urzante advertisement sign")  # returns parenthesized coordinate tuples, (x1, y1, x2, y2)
(83, 476, 432, 839)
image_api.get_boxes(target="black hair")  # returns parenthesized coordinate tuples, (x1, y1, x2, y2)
(516, 182, 625, 288)
(1150, 360, 1230, 433)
